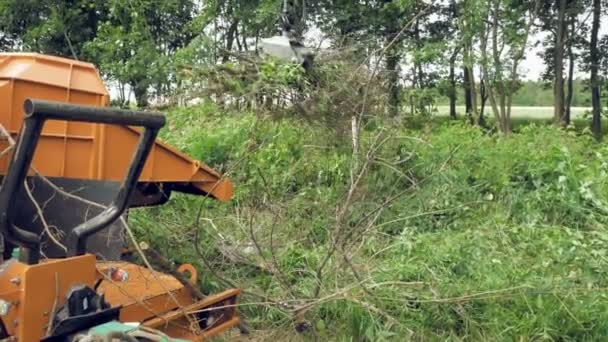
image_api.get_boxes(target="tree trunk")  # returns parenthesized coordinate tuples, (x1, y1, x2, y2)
(565, 17, 575, 126)
(449, 49, 459, 119)
(463, 66, 473, 118)
(386, 50, 401, 116)
(553, 0, 567, 125)
(480, 3, 501, 132)
(242, 30, 249, 51)
(504, 0, 538, 133)
(414, 19, 424, 88)
(222, 19, 240, 63)
(590, 0, 602, 139)
(132, 81, 149, 108)
(468, 66, 479, 123)
(410, 94, 415, 116)
(235, 25, 242, 52)
(490, 0, 508, 133)
(479, 76, 488, 126)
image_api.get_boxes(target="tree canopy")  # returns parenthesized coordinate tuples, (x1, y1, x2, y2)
(0, 0, 606, 133)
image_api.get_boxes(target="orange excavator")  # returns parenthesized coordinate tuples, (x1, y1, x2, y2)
(0, 53, 240, 341)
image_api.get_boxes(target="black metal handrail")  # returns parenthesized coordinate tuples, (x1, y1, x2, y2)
(0, 99, 165, 264)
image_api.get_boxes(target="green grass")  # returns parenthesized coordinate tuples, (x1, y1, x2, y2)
(435, 80, 594, 108)
(436, 105, 591, 119)
(420, 109, 608, 136)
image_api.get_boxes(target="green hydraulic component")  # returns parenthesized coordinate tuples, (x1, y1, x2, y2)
(89, 321, 190, 342)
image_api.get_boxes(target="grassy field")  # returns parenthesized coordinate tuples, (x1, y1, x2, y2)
(132, 102, 608, 340)
(436, 106, 591, 119)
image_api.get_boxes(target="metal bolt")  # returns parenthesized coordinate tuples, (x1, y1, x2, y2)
(0, 300, 10, 315)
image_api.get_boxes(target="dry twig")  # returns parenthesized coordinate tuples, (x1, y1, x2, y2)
(0, 123, 67, 251)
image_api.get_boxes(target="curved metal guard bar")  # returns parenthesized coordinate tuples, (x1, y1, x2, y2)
(0, 99, 165, 264)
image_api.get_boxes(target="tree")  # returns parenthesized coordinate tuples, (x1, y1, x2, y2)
(537, 0, 590, 126)
(462, 65, 474, 118)
(590, 0, 602, 138)
(478, 67, 490, 125)
(344, 0, 409, 116)
(0, 0, 108, 58)
(382, 1, 408, 116)
(0, 29, 15, 52)
(458, 0, 486, 124)
(479, 0, 540, 133)
(553, 0, 568, 125)
(448, 47, 459, 119)
(432, 0, 461, 119)
(85, 0, 197, 107)
(202, 0, 297, 63)
(318, 1, 439, 117)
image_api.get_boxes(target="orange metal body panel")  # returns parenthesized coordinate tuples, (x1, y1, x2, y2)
(0, 255, 98, 342)
(0, 258, 239, 341)
(97, 262, 193, 322)
(97, 262, 240, 341)
(0, 53, 233, 201)
(143, 290, 241, 340)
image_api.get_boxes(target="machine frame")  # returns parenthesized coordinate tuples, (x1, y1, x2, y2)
(0, 99, 240, 341)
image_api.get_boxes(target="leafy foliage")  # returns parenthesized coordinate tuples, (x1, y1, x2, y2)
(0, 0, 107, 56)
(84, 0, 196, 107)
